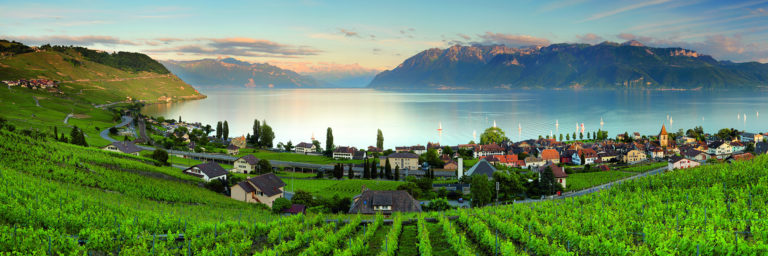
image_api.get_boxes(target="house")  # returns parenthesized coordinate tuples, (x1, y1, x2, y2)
(571, 151, 582, 165)
(493, 154, 519, 167)
(283, 204, 306, 215)
(707, 141, 732, 157)
(668, 156, 700, 170)
(427, 142, 443, 155)
(659, 125, 669, 147)
(756, 142, 768, 155)
(231, 136, 247, 149)
(730, 141, 746, 153)
(333, 146, 357, 159)
(411, 145, 427, 155)
(539, 163, 567, 189)
(741, 132, 764, 143)
(230, 173, 286, 207)
(633, 132, 642, 140)
(683, 149, 709, 161)
(473, 144, 505, 158)
(624, 150, 647, 163)
(577, 148, 598, 165)
(102, 141, 143, 156)
(540, 149, 560, 164)
(650, 148, 665, 159)
(524, 156, 546, 168)
(349, 188, 421, 214)
(598, 152, 619, 163)
(367, 146, 382, 153)
(395, 146, 411, 153)
(184, 162, 228, 182)
(233, 154, 259, 174)
(380, 152, 419, 170)
(353, 151, 367, 160)
(226, 144, 239, 155)
(465, 159, 497, 180)
(295, 142, 316, 153)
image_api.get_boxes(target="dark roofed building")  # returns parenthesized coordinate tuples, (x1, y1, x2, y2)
(465, 159, 497, 179)
(283, 204, 306, 215)
(226, 144, 240, 155)
(102, 141, 144, 155)
(233, 154, 260, 174)
(349, 189, 421, 214)
(231, 173, 286, 207)
(184, 162, 228, 181)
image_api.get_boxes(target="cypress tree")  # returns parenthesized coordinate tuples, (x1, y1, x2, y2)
(223, 121, 229, 140)
(371, 161, 377, 179)
(325, 127, 334, 157)
(385, 160, 392, 180)
(363, 159, 370, 179)
(394, 166, 400, 181)
(252, 119, 261, 146)
(216, 122, 222, 139)
(53, 126, 58, 140)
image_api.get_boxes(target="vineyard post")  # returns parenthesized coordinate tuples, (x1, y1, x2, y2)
(696, 244, 699, 256)
(47, 235, 51, 256)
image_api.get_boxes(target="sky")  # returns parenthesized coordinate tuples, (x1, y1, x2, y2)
(2, 0, 768, 72)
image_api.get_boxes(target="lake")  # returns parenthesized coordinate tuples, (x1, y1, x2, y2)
(142, 89, 768, 148)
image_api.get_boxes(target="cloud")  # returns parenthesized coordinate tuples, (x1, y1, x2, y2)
(458, 33, 472, 40)
(4, 35, 139, 46)
(372, 48, 382, 55)
(477, 32, 550, 47)
(575, 33, 604, 43)
(145, 37, 321, 58)
(616, 33, 654, 43)
(539, 0, 591, 12)
(339, 28, 359, 37)
(582, 0, 671, 22)
(612, 33, 768, 63)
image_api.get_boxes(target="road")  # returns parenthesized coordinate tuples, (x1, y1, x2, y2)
(100, 116, 133, 143)
(63, 113, 73, 124)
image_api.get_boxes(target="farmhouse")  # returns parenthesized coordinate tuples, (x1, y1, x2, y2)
(226, 144, 239, 155)
(295, 142, 316, 153)
(349, 189, 421, 214)
(102, 141, 143, 156)
(230, 173, 286, 208)
(233, 154, 259, 174)
(183, 162, 228, 182)
(333, 146, 356, 159)
(668, 156, 700, 170)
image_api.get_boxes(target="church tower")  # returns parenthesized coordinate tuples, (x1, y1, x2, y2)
(659, 124, 669, 147)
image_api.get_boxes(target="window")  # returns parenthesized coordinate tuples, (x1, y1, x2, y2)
(374, 205, 392, 211)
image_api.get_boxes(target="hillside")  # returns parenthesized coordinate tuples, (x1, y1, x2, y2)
(2, 120, 766, 254)
(368, 41, 768, 90)
(0, 40, 205, 103)
(161, 58, 325, 89)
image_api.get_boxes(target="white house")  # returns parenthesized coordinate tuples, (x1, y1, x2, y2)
(668, 156, 701, 170)
(183, 162, 228, 182)
(102, 141, 143, 156)
(333, 146, 356, 159)
(233, 154, 259, 174)
(295, 142, 316, 153)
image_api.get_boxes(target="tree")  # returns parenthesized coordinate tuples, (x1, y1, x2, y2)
(291, 190, 314, 207)
(470, 175, 492, 207)
(442, 146, 454, 156)
(559, 134, 563, 142)
(312, 140, 322, 152)
(252, 119, 261, 145)
(422, 148, 443, 167)
(348, 164, 355, 179)
(587, 132, 591, 139)
(257, 159, 272, 174)
(272, 198, 292, 213)
(325, 127, 334, 157)
(203, 124, 212, 136)
(746, 142, 755, 153)
(285, 140, 293, 152)
(394, 166, 400, 181)
(539, 166, 564, 196)
(492, 170, 524, 201)
(385, 159, 392, 180)
(222, 121, 229, 140)
(566, 133, 570, 141)
(376, 129, 384, 150)
(260, 121, 275, 148)
(69, 126, 87, 147)
(423, 198, 451, 211)
(593, 131, 597, 141)
(397, 182, 422, 199)
(579, 132, 583, 140)
(573, 132, 576, 141)
(152, 148, 169, 166)
(333, 163, 344, 179)
(480, 126, 509, 145)
(216, 121, 222, 139)
(370, 161, 378, 179)
(363, 159, 370, 179)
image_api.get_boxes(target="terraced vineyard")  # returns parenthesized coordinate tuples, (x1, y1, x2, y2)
(2, 127, 767, 255)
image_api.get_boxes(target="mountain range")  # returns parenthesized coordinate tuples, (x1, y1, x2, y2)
(368, 41, 768, 90)
(161, 58, 325, 89)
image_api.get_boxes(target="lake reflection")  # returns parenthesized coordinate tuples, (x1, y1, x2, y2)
(142, 89, 768, 148)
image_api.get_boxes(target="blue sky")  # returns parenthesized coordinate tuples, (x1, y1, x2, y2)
(2, 0, 768, 72)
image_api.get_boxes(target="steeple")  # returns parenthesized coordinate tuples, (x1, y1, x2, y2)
(659, 124, 668, 136)
(659, 124, 669, 147)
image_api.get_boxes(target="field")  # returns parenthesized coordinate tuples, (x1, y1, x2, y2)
(565, 171, 636, 192)
(283, 178, 405, 198)
(236, 148, 363, 165)
(2, 124, 768, 254)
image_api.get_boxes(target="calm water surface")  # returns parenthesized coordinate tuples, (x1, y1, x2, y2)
(142, 89, 768, 148)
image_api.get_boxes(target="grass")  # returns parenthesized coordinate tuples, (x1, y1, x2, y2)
(362, 225, 393, 256)
(426, 222, 457, 255)
(463, 158, 478, 168)
(236, 148, 363, 165)
(0, 87, 114, 147)
(565, 171, 636, 192)
(617, 161, 667, 172)
(167, 154, 233, 169)
(282, 178, 404, 198)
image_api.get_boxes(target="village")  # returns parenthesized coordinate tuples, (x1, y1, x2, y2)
(99, 112, 768, 215)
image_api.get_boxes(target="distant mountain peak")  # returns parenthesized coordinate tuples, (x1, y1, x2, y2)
(217, 57, 252, 66)
(621, 40, 645, 47)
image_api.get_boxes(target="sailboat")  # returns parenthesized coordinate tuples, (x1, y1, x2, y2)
(437, 122, 443, 132)
(600, 117, 604, 128)
(738, 113, 741, 120)
(493, 120, 497, 128)
(555, 120, 559, 132)
(580, 123, 585, 134)
(670, 117, 674, 126)
(472, 130, 477, 141)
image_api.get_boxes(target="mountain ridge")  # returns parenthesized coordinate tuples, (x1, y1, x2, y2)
(161, 58, 326, 89)
(368, 41, 768, 90)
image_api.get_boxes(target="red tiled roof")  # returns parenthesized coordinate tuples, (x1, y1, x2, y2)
(541, 149, 559, 161)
